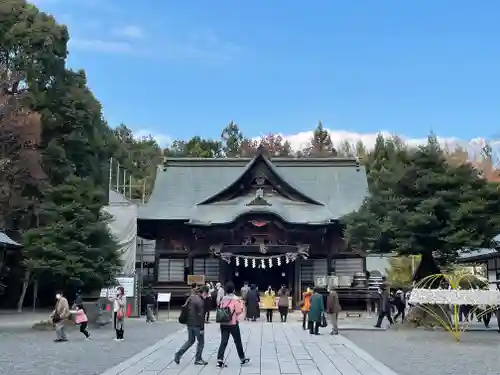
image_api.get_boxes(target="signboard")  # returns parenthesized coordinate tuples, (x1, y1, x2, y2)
(187, 275, 205, 286)
(409, 288, 500, 305)
(158, 293, 171, 302)
(99, 277, 135, 298)
(116, 277, 135, 297)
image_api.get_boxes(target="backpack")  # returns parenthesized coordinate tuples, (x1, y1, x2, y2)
(216, 300, 234, 324)
(178, 297, 191, 325)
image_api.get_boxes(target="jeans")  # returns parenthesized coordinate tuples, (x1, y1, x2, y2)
(375, 311, 394, 327)
(55, 322, 67, 340)
(328, 313, 338, 333)
(302, 311, 308, 329)
(146, 304, 155, 322)
(308, 320, 319, 335)
(176, 326, 204, 361)
(266, 309, 273, 322)
(394, 304, 405, 322)
(217, 324, 245, 361)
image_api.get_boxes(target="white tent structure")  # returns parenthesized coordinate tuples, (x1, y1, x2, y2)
(103, 190, 137, 276)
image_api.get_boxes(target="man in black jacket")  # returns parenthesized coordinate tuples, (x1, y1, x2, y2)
(174, 286, 209, 366)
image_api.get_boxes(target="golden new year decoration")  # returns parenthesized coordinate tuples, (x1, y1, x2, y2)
(410, 273, 499, 341)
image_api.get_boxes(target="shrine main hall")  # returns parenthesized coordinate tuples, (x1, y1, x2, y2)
(137, 147, 369, 304)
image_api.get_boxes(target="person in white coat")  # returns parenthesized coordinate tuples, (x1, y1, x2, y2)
(216, 282, 225, 305)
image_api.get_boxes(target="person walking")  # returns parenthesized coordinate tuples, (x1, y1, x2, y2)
(144, 287, 156, 323)
(240, 281, 250, 321)
(216, 282, 225, 305)
(262, 286, 275, 322)
(308, 287, 325, 335)
(326, 288, 341, 335)
(204, 282, 213, 323)
(71, 304, 91, 339)
(174, 286, 209, 366)
(374, 283, 394, 328)
(300, 288, 312, 330)
(51, 291, 70, 342)
(216, 282, 250, 368)
(245, 284, 260, 321)
(113, 286, 127, 340)
(277, 285, 290, 322)
(393, 289, 406, 323)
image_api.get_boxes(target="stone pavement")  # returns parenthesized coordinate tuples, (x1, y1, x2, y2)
(100, 322, 398, 375)
(158, 310, 386, 331)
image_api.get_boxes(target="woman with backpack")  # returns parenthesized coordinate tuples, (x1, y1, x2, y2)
(215, 282, 250, 368)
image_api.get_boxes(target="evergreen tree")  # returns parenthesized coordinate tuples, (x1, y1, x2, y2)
(305, 121, 337, 157)
(1, 1, 123, 308)
(221, 121, 244, 157)
(20, 176, 120, 309)
(346, 135, 500, 280)
(164, 136, 223, 158)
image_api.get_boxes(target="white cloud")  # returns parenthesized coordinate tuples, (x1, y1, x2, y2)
(113, 25, 144, 39)
(134, 130, 171, 146)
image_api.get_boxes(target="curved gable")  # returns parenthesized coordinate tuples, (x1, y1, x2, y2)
(198, 150, 323, 206)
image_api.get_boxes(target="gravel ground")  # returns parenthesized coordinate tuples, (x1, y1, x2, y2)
(0, 319, 183, 375)
(343, 327, 500, 375)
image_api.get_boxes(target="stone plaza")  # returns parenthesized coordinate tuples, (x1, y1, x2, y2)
(100, 322, 397, 375)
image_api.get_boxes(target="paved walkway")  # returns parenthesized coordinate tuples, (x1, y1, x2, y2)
(100, 322, 397, 375)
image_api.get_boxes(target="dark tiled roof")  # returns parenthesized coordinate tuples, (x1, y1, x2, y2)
(138, 156, 369, 224)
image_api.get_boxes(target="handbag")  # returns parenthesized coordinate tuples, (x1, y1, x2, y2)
(52, 313, 61, 324)
(320, 313, 328, 328)
(215, 301, 234, 324)
(178, 296, 191, 325)
(117, 310, 124, 320)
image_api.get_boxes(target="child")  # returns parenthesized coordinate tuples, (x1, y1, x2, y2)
(71, 305, 90, 339)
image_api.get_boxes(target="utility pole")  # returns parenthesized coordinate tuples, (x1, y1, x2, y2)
(138, 239, 144, 316)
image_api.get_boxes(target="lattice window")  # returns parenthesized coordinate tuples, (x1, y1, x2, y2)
(157, 259, 186, 282)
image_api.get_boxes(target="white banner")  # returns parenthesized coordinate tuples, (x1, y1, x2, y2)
(409, 288, 500, 305)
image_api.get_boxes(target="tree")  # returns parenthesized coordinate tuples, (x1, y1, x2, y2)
(221, 121, 244, 157)
(346, 135, 500, 280)
(0, 0, 69, 97)
(19, 176, 121, 310)
(304, 121, 337, 157)
(111, 124, 162, 200)
(444, 144, 469, 167)
(164, 136, 223, 158)
(386, 256, 420, 288)
(354, 140, 368, 160)
(38, 69, 114, 189)
(337, 140, 354, 157)
(0, 89, 44, 232)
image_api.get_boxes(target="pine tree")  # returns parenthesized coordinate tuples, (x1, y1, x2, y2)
(221, 121, 244, 157)
(305, 121, 337, 157)
(20, 176, 120, 308)
(346, 135, 500, 280)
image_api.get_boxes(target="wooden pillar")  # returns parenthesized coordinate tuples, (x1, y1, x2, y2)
(293, 257, 301, 308)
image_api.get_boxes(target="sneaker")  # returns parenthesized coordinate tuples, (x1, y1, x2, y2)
(194, 359, 208, 366)
(240, 358, 250, 365)
(216, 361, 227, 368)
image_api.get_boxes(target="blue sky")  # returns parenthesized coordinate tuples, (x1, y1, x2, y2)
(34, 0, 500, 147)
